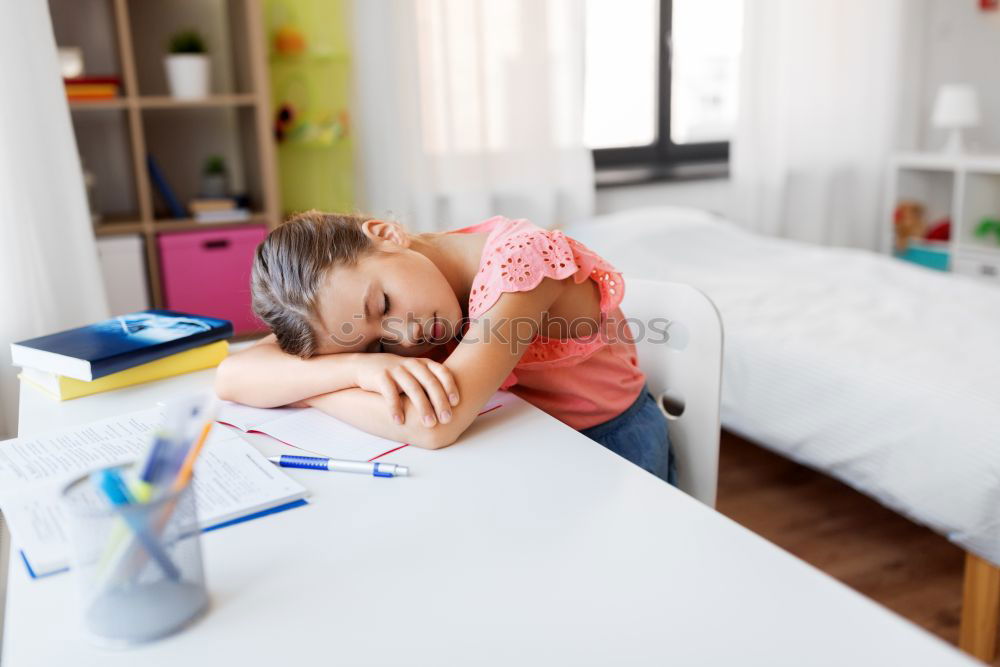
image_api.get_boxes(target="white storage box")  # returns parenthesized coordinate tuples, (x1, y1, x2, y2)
(95, 235, 150, 314)
(953, 250, 1000, 284)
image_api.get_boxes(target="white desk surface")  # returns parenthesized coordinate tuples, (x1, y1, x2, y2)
(3, 369, 975, 666)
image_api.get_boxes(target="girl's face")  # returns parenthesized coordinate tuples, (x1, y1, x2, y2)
(313, 223, 463, 357)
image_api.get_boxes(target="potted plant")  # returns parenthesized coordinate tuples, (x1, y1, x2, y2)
(164, 30, 209, 99)
(201, 155, 229, 198)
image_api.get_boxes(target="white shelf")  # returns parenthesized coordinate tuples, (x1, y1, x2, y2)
(963, 156, 1000, 175)
(892, 152, 962, 171)
(885, 151, 1000, 281)
(954, 244, 1000, 261)
(892, 151, 1000, 173)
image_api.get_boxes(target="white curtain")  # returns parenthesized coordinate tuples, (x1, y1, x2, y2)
(731, 0, 908, 249)
(351, 0, 594, 232)
(0, 3, 108, 437)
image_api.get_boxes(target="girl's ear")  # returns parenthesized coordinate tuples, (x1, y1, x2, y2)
(361, 219, 410, 251)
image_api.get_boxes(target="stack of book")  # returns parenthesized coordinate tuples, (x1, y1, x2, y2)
(10, 310, 232, 400)
(65, 76, 121, 101)
(188, 198, 251, 223)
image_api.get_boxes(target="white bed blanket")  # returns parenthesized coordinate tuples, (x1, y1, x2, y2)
(566, 207, 1000, 563)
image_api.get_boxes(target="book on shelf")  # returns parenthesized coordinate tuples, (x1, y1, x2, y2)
(18, 340, 229, 401)
(65, 76, 120, 100)
(195, 208, 251, 223)
(10, 310, 232, 382)
(68, 94, 119, 101)
(66, 85, 119, 97)
(188, 197, 239, 214)
(64, 76, 121, 85)
(147, 154, 186, 218)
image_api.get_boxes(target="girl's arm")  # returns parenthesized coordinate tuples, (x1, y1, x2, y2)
(216, 336, 459, 425)
(304, 277, 567, 449)
(216, 335, 362, 407)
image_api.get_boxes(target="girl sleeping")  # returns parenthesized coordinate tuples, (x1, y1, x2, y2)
(216, 211, 674, 483)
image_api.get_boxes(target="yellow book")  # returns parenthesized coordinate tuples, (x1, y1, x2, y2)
(64, 84, 119, 95)
(18, 340, 229, 401)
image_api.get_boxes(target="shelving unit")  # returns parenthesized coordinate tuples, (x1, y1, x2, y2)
(69, 98, 130, 110)
(50, 0, 279, 318)
(884, 151, 1000, 284)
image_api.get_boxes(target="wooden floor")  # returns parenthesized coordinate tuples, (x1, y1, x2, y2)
(715, 431, 995, 663)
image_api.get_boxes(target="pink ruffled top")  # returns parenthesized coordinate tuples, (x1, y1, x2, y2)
(451, 216, 646, 430)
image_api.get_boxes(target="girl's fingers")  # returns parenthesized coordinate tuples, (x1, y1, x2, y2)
(405, 360, 452, 424)
(376, 374, 404, 425)
(391, 368, 437, 427)
(425, 361, 459, 407)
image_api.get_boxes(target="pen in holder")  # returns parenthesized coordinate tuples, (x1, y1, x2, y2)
(61, 464, 209, 646)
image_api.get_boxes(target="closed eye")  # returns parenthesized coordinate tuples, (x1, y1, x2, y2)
(373, 292, 390, 353)
(370, 292, 391, 353)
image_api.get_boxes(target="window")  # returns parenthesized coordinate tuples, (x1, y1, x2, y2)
(583, 0, 743, 171)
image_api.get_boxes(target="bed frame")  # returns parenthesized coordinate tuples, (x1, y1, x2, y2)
(961, 552, 1000, 660)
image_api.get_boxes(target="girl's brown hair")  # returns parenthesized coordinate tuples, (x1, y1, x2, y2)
(251, 210, 373, 357)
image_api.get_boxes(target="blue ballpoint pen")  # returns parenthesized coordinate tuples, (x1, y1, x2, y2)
(267, 455, 409, 478)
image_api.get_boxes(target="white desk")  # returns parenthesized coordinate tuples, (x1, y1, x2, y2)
(2, 370, 975, 666)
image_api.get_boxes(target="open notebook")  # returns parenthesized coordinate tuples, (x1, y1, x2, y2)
(0, 409, 309, 578)
(217, 399, 504, 462)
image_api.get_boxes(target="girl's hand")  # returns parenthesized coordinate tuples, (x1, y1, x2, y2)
(354, 354, 459, 427)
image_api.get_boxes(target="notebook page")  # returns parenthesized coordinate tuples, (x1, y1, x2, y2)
(260, 409, 404, 460)
(3, 429, 308, 577)
(0, 416, 308, 577)
(216, 401, 299, 432)
(217, 398, 506, 460)
(0, 408, 162, 495)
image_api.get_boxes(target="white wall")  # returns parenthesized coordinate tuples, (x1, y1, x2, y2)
(917, 0, 1000, 152)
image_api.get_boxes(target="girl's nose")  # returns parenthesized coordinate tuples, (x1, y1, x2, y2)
(401, 319, 424, 347)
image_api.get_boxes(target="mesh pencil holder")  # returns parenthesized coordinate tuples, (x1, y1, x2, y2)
(61, 464, 209, 646)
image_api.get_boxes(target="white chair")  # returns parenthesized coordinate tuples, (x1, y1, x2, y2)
(620, 279, 724, 507)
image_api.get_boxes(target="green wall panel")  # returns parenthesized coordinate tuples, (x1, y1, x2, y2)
(264, 0, 354, 216)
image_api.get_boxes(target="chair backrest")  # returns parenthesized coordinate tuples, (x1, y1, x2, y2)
(620, 279, 724, 507)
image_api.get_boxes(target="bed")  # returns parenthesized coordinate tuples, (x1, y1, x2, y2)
(565, 207, 1000, 569)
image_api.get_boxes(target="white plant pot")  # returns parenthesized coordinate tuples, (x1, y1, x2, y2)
(201, 173, 229, 198)
(164, 54, 210, 99)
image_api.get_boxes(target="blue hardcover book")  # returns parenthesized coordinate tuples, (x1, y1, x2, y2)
(10, 310, 233, 381)
(147, 154, 186, 218)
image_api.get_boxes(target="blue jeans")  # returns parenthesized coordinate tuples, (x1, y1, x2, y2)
(580, 388, 676, 485)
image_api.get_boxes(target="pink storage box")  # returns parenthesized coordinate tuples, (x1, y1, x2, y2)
(157, 225, 268, 334)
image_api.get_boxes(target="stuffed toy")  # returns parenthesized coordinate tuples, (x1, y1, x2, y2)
(924, 218, 951, 242)
(894, 201, 926, 251)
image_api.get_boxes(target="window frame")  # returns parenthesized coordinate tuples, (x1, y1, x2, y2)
(591, 0, 730, 170)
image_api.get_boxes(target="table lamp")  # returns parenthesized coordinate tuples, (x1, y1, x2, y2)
(931, 84, 980, 154)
